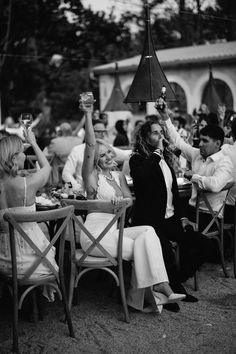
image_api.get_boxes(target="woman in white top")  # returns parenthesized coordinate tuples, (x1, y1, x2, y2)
(0, 130, 58, 283)
(80, 100, 185, 313)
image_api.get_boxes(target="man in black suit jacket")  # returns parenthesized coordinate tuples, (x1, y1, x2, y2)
(129, 119, 208, 307)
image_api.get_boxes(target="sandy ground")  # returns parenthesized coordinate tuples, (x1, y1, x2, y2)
(0, 260, 236, 354)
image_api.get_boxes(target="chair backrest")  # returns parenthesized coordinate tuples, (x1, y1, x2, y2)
(62, 198, 132, 266)
(195, 181, 235, 234)
(3, 205, 74, 282)
(25, 155, 37, 169)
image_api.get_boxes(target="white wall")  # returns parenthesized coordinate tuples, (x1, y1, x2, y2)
(98, 62, 236, 118)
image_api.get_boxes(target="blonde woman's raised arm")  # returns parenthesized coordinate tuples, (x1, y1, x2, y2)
(25, 129, 51, 189)
(81, 102, 95, 181)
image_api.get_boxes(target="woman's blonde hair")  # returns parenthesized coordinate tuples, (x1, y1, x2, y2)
(94, 139, 116, 170)
(0, 135, 23, 177)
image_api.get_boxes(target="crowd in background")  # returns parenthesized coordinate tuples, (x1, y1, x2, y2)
(0, 100, 236, 213)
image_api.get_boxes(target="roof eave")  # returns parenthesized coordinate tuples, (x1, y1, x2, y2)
(93, 56, 236, 76)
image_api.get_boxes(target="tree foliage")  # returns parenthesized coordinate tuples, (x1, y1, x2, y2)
(0, 0, 235, 123)
(0, 0, 133, 121)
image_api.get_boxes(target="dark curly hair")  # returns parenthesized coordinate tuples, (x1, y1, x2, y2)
(133, 119, 181, 160)
(133, 120, 158, 157)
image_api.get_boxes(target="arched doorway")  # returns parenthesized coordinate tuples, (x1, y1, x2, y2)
(202, 79, 233, 110)
(169, 82, 187, 114)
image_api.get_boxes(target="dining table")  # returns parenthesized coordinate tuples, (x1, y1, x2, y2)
(125, 175, 192, 200)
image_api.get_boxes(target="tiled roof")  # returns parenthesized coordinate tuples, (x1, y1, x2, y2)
(93, 41, 236, 75)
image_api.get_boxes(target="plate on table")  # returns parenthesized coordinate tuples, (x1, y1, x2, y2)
(177, 177, 192, 187)
(36, 196, 60, 210)
(36, 203, 59, 211)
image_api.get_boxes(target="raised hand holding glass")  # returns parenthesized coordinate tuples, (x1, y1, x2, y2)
(19, 113, 33, 129)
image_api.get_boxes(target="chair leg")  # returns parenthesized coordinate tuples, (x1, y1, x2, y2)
(234, 225, 236, 278)
(68, 270, 76, 311)
(31, 290, 39, 323)
(118, 262, 130, 323)
(12, 281, 19, 353)
(36, 287, 44, 321)
(59, 276, 75, 338)
(194, 271, 199, 291)
(219, 228, 229, 278)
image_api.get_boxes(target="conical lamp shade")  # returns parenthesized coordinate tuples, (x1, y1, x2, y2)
(203, 65, 222, 113)
(124, 6, 176, 103)
(103, 63, 133, 112)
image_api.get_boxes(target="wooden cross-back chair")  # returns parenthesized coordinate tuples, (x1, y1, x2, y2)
(62, 198, 132, 323)
(190, 181, 235, 290)
(223, 198, 236, 278)
(0, 205, 75, 353)
(25, 155, 38, 169)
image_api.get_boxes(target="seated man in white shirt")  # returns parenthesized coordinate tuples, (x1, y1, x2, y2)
(156, 100, 234, 231)
(62, 119, 132, 192)
(47, 122, 83, 164)
(221, 118, 236, 223)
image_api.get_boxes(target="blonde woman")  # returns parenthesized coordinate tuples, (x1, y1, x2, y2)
(80, 101, 185, 313)
(0, 131, 58, 282)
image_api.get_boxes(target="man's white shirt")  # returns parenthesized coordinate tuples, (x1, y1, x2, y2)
(165, 118, 234, 216)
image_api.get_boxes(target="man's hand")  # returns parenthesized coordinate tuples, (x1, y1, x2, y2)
(184, 170, 193, 181)
(181, 217, 193, 231)
(154, 98, 169, 121)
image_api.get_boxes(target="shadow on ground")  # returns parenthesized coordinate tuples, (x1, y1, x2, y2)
(0, 261, 236, 354)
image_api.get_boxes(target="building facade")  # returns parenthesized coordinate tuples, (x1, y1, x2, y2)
(93, 41, 236, 120)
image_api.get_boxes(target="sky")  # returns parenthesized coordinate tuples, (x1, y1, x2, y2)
(81, 0, 217, 18)
(81, 0, 141, 19)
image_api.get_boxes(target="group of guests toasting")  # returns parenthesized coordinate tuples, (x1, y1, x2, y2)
(0, 92, 235, 316)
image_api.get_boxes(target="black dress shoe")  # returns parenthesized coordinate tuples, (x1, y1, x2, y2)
(163, 303, 180, 312)
(181, 293, 198, 303)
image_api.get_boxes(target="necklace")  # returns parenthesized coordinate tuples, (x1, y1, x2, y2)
(100, 172, 115, 181)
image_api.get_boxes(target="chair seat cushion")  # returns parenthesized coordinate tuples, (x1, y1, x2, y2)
(75, 248, 112, 265)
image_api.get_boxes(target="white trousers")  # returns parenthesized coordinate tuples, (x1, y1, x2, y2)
(80, 213, 168, 289)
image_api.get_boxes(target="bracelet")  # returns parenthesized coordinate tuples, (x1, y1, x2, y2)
(85, 141, 95, 148)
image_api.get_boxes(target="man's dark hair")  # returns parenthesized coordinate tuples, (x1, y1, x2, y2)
(92, 119, 105, 127)
(207, 112, 219, 126)
(200, 125, 225, 146)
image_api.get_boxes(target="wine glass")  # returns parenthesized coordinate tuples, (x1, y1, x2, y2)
(79, 92, 95, 107)
(19, 113, 33, 129)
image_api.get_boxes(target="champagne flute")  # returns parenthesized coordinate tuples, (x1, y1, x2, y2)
(19, 113, 33, 129)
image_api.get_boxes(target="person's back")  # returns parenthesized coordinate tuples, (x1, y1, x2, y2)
(48, 132, 83, 164)
(0, 132, 58, 282)
(113, 120, 130, 147)
(49, 135, 82, 155)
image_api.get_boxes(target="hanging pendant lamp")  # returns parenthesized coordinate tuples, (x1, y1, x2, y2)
(124, 5, 176, 103)
(203, 64, 222, 113)
(103, 63, 133, 112)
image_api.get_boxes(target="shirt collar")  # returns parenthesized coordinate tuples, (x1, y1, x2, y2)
(206, 150, 223, 162)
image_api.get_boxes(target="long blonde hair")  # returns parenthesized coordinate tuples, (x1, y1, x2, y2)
(0, 135, 23, 178)
(94, 139, 116, 170)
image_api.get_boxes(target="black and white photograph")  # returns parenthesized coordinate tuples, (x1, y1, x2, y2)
(0, 0, 236, 353)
